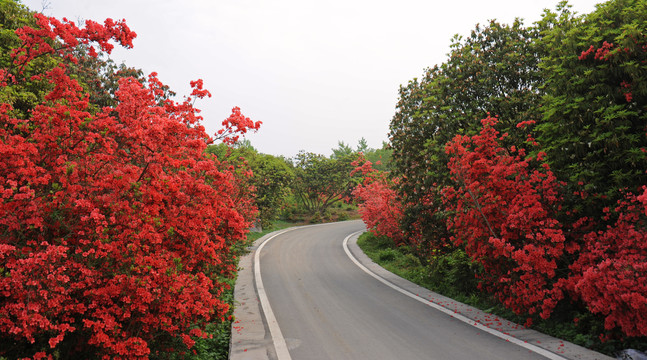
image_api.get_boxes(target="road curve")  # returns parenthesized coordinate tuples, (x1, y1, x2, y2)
(259, 221, 542, 360)
(230, 220, 612, 360)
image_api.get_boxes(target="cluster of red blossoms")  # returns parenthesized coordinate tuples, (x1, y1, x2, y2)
(1, 13, 259, 359)
(355, 115, 647, 338)
(351, 157, 404, 246)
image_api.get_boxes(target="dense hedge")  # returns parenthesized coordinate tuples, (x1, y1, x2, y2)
(0, 3, 259, 358)
(356, 0, 647, 349)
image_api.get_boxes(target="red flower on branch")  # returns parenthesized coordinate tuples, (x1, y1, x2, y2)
(1, 12, 258, 359)
(444, 116, 568, 317)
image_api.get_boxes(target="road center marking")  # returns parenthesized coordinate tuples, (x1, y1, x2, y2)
(342, 230, 568, 360)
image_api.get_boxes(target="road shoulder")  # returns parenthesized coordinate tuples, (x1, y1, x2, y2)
(230, 230, 286, 360)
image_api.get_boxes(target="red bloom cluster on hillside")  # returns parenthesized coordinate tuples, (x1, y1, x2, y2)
(352, 157, 404, 246)
(1, 12, 258, 359)
(444, 116, 567, 319)
(355, 115, 647, 338)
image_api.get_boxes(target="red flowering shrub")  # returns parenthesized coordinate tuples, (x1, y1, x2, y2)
(352, 158, 404, 245)
(443, 115, 647, 336)
(567, 190, 647, 337)
(444, 116, 568, 318)
(0, 13, 259, 359)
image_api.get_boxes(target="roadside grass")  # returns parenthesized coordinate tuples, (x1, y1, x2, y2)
(356, 233, 435, 289)
(356, 231, 646, 357)
(281, 202, 361, 224)
(244, 220, 298, 244)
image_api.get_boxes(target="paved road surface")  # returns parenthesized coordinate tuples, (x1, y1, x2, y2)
(258, 220, 552, 360)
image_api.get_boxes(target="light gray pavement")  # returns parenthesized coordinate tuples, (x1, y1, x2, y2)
(230, 220, 614, 360)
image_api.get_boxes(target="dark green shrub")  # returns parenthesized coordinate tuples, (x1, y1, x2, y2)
(427, 249, 479, 295)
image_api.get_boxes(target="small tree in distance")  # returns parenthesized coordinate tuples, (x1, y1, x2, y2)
(290, 151, 359, 216)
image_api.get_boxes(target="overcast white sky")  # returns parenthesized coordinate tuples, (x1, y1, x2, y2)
(20, 0, 602, 157)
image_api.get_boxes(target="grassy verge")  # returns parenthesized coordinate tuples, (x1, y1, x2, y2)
(356, 231, 645, 356)
(244, 220, 298, 244)
(281, 202, 361, 224)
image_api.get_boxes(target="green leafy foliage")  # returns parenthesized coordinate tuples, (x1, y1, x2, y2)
(290, 151, 360, 215)
(0, 0, 33, 68)
(380, 0, 647, 352)
(206, 141, 294, 229)
(331, 139, 392, 171)
(537, 0, 647, 220)
(0, 0, 55, 119)
(389, 18, 543, 257)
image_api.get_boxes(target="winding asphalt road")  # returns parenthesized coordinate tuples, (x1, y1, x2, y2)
(231, 220, 612, 360)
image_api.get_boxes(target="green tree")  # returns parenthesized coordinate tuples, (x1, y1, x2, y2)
(356, 137, 369, 153)
(206, 141, 294, 228)
(0, 0, 146, 117)
(331, 140, 354, 159)
(291, 151, 358, 215)
(363, 141, 393, 172)
(0, 0, 33, 69)
(536, 0, 647, 219)
(248, 153, 294, 228)
(0, 0, 56, 119)
(332, 139, 392, 171)
(389, 18, 543, 255)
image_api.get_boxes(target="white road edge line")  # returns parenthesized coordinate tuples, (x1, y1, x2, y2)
(254, 222, 344, 360)
(255, 228, 295, 360)
(342, 230, 568, 360)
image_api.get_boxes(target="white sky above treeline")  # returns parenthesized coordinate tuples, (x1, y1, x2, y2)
(21, 0, 602, 157)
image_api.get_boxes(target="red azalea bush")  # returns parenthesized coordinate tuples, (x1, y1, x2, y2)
(443, 116, 569, 319)
(567, 190, 647, 337)
(443, 116, 647, 337)
(352, 157, 404, 246)
(0, 13, 259, 359)
(380, 0, 647, 345)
